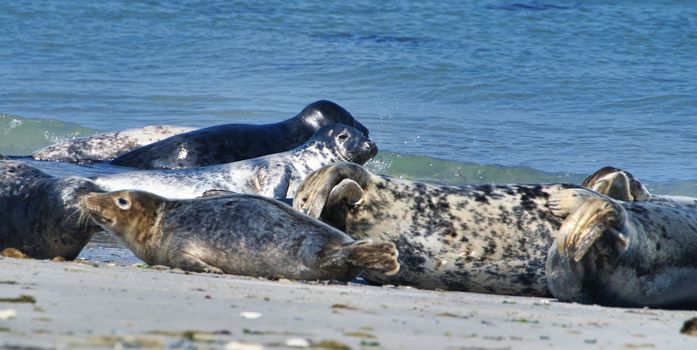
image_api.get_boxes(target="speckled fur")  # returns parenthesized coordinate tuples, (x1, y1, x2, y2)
(294, 162, 580, 296)
(111, 100, 369, 169)
(80, 190, 399, 280)
(31, 125, 195, 163)
(548, 184, 697, 308)
(0, 160, 103, 259)
(94, 125, 376, 200)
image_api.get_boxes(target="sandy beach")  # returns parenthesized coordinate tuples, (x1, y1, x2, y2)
(1, 255, 696, 350)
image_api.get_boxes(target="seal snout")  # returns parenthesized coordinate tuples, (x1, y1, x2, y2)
(78, 193, 117, 226)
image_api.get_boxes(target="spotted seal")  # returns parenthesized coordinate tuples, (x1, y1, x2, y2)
(546, 185, 697, 308)
(80, 190, 399, 280)
(111, 100, 369, 169)
(95, 125, 376, 200)
(31, 125, 195, 163)
(293, 162, 582, 296)
(0, 160, 102, 259)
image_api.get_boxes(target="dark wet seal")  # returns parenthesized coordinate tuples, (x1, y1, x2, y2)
(547, 186, 697, 309)
(111, 100, 370, 170)
(79, 190, 400, 281)
(0, 160, 103, 260)
(293, 162, 581, 297)
(95, 124, 377, 200)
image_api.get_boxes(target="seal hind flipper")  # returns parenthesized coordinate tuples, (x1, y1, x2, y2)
(320, 240, 400, 276)
(293, 162, 371, 218)
(552, 189, 628, 262)
(583, 166, 650, 202)
(327, 179, 364, 208)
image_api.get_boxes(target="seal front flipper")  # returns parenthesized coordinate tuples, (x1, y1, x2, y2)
(169, 252, 224, 274)
(293, 162, 371, 218)
(319, 240, 400, 276)
(582, 166, 651, 202)
(551, 189, 628, 262)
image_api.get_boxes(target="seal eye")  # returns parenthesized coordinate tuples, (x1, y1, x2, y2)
(116, 197, 131, 210)
(338, 133, 349, 141)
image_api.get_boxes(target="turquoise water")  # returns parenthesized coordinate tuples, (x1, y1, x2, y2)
(2, 1, 697, 191)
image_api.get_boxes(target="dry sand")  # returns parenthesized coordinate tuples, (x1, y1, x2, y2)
(1, 256, 697, 350)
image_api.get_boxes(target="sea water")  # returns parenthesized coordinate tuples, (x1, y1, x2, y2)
(1, 1, 696, 261)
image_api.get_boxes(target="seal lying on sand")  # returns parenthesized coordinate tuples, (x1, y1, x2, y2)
(32, 125, 195, 163)
(0, 160, 102, 259)
(293, 162, 579, 296)
(95, 125, 376, 200)
(80, 190, 399, 280)
(111, 100, 369, 169)
(546, 186, 697, 308)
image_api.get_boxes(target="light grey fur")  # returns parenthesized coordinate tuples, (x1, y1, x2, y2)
(32, 125, 195, 163)
(94, 125, 376, 200)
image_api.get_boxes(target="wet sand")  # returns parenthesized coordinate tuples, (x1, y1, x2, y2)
(1, 256, 696, 350)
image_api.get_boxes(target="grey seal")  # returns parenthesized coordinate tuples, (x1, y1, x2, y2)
(31, 125, 195, 163)
(546, 186, 697, 308)
(0, 160, 102, 259)
(111, 100, 369, 169)
(95, 124, 376, 200)
(79, 190, 399, 280)
(293, 162, 579, 296)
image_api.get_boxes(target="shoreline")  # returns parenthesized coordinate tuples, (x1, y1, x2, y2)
(1, 257, 696, 349)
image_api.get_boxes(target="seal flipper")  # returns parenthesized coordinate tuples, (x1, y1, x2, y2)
(319, 240, 400, 276)
(551, 189, 628, 262)
(582, 166, 651, 202)
(169, 252, 224, 274)
(293, 162, 371, 218)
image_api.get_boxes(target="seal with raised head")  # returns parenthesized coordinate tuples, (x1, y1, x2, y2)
(111, 100, 369, 169)
(546, 186, 697, 308)
(0, 160, 102, 259)
(80, 190, 399, 280)
(95, 124, 376, 200)
(32, 125, 195, 163)
(293, 162, 581, 296)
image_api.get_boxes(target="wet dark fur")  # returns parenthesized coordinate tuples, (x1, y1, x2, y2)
(294, 163, 579, 296)
(0, 161, 102, 259)
(111, 100, 369, 169)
